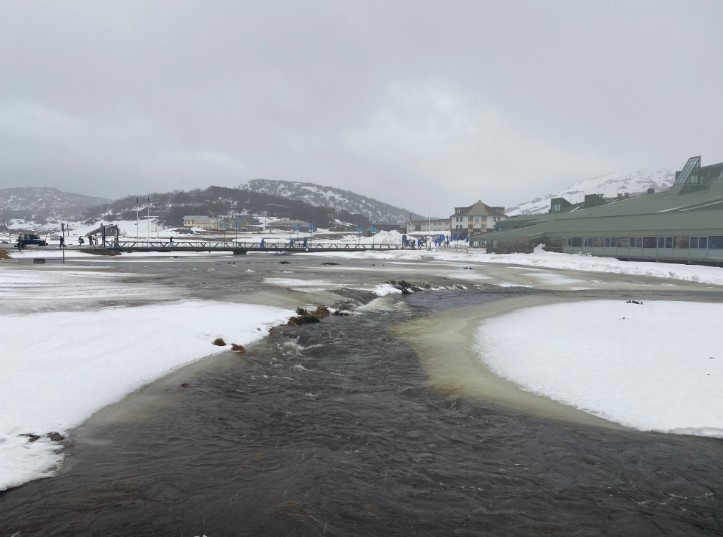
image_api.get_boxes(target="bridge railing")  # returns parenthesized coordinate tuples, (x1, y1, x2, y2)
(88, 239, 470, 252)
(99, 240, 408, 251)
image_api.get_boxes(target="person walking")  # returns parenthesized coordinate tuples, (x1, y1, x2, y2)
(59, 236, 65, 248)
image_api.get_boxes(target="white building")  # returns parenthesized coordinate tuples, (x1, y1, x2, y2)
(406, 218, 451, 233)
(449, 200, 507, 237)
(183, 215, 218, 230)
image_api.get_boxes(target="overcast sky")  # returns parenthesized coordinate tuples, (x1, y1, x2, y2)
(1, 1, 721, 215)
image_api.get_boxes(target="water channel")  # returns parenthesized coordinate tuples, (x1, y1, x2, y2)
(1, 253, 722, 536)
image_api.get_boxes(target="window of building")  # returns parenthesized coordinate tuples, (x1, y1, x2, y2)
(631, 237, 643, 248)
(708, 236, 723, 249)
(673, 236, 689, 249)
(614, 237, 630, 248)
(571, 237, 582, 247)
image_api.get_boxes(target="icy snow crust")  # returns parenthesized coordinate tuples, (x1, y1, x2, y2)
(0, 269, 293, 492)
(476, 300, 723, 437)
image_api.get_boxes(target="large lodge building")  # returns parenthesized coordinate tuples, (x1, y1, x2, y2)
(476, 156, 723, 265)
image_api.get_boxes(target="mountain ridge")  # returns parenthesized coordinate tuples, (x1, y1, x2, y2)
(506, 168, 676, 216)
(240, 179, 423, 223)
(0, 187, 111, 222)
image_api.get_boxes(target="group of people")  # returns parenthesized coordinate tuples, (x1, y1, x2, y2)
(287, 237, 309, 248)
(78, 235, 98, 246)
(401, 233, 466, 249)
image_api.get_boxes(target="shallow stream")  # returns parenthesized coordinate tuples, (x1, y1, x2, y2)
(1, 254, 722, 536)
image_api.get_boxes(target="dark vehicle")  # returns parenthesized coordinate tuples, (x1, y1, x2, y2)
(16, 233, 48, 247)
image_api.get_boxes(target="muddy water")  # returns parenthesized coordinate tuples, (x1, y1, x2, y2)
(1, 254, 723, 536)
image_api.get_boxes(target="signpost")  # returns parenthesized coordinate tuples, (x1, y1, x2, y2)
(308, 224, 315, 248)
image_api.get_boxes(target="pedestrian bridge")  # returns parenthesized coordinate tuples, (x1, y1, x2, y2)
(82, 239, 408, 254)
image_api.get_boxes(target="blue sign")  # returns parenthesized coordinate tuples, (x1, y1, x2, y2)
(308, 224, 315, 232)
(356, 226, 363, 234)
(295, 224, 302, 232)
(221, 223, 227, 230)
(371, 226, 377, 233)
(233, 220, 240, 230)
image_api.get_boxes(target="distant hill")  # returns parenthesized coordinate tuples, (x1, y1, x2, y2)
(240, 179, 423, 224)
(507, 169, 675, 216)
(1, 183, 406, 231)
(81, 186, 373, 230)
(0, 187, 111, 223)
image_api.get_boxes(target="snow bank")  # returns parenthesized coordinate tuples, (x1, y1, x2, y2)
(476, 300, 723, 437)
(0, 272, 293, 491)
(480, 245, 723, 286)
(313, 247, 723, 287)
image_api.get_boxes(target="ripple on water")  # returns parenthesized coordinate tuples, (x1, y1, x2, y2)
(1, 290, 722, 536)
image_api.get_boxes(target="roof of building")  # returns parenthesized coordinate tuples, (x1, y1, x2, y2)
(451, 200, 506, 218)
(478, 156, 723, 241)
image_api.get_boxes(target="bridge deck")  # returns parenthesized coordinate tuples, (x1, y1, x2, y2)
(79, 240, 410, 254)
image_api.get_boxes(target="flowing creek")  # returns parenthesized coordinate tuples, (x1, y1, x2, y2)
(1, 254, 722, 536)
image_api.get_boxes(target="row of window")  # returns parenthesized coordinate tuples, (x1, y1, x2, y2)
(565, 236, 721, 249)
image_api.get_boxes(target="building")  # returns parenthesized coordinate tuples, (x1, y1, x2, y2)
(406, 218, 451, 233)
(267, 219, 311, 231)
(183, 215, 218, 230)
(449, 200, 507, 238)
(478, 156, 723, 265)
(183, 215, 259, 231)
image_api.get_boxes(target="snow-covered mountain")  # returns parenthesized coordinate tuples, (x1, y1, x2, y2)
(240, 179, 422, 224)
(0, 187, 111, 222)
(506, 169, 675, 216)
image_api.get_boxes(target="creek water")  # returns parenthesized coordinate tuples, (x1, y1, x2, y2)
(1, 254, 722, 536)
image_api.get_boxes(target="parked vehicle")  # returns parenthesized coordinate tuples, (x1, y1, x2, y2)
(16, 233, 48, 247)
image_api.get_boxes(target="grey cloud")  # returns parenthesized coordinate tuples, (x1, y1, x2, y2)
(1, 1, 721, 215)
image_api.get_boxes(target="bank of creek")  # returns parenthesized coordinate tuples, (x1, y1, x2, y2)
(1, 253, 722, 536)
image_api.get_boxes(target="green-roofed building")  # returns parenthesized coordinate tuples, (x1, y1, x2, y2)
(473, 156, 723, 265)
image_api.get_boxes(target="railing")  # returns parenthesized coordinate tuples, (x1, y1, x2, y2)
(84, 240, 407, 253)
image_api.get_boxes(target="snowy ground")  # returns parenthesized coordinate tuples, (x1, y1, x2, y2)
(3, 231, 723, 490)
(0, 268, 294, 492)
(313, 242, 723, 287)
(476, 300, 723, 438)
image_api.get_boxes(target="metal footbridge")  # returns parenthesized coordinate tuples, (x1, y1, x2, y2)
(82, 239, 406, 255)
